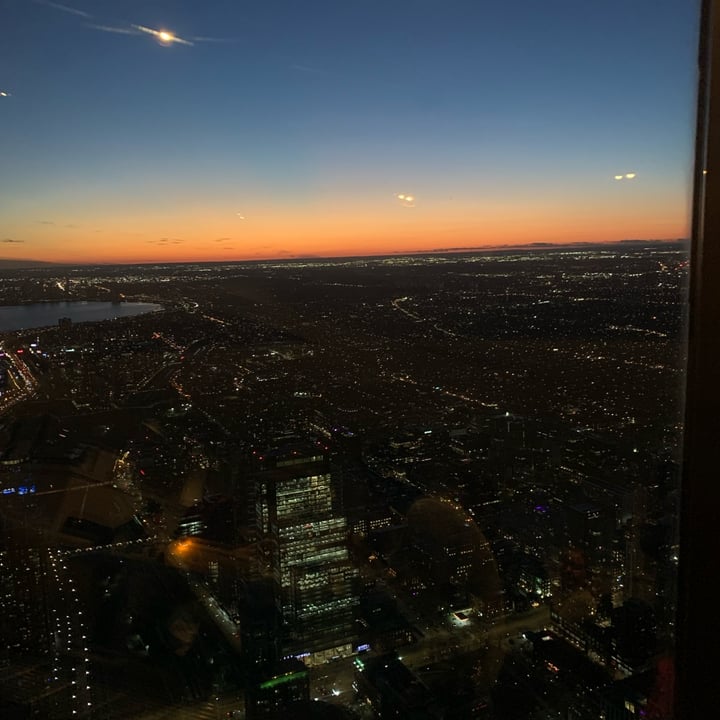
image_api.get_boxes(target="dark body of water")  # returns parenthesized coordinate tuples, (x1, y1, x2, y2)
(0, 301, 162, 332)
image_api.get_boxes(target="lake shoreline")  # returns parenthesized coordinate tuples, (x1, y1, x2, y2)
(0, 301, 163, 333)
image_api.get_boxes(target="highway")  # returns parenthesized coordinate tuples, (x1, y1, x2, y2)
(0, 346, 39, 415)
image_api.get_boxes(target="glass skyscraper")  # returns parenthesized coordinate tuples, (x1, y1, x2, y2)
(255, 441, 359, 666)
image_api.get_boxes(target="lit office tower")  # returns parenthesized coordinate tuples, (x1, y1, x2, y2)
(255, 439, 358, 666)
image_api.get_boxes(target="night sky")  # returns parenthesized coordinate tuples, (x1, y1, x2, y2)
(0, 1, 700, 264)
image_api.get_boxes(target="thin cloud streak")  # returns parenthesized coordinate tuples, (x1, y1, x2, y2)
(86, 24, 231, 43)
(34, 0, 91, 18)
(191, 36, 238, 44)
(86, 24, 141, 37)
(41, 5, 233, 48)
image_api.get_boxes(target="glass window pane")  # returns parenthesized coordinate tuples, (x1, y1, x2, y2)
(0, 2, 700, 718)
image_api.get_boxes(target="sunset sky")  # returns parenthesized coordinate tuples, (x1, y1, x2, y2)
(0, 0, 700, 264)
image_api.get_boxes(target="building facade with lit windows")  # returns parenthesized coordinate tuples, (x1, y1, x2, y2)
(254, 439, 359, 666)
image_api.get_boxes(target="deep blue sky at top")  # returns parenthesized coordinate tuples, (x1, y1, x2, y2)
(0, 0, 701, 262)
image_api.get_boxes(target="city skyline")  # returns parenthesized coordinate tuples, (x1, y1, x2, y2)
(1, 0, 700, 264)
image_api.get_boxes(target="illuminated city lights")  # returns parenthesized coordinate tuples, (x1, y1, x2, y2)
(0, 0, 694, 714)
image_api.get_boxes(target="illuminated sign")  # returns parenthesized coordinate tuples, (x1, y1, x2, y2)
(258, 671, 308, 690)
(1, 485, 36, 496)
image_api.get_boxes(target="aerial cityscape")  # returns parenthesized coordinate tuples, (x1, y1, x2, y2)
(0, 0, 698, 717)
(0, 242, 685, 718)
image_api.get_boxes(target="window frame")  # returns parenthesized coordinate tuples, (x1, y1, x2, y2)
(676, 1, 720, 718)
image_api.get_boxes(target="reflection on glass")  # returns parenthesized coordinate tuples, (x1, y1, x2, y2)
(0, 1, 698, 719)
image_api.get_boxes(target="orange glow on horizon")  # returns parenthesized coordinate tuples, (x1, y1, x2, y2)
(3, 189, 689, 264)
(18, 226, 687, 265)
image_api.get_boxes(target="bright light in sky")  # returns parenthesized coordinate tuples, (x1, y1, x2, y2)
(133, 24, 194, 46)
(625, 172, 637, 179)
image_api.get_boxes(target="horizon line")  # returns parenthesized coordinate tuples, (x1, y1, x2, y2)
(1, 238, 689, 268)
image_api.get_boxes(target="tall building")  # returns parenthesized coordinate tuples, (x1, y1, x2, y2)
(254, 439, 358, 666)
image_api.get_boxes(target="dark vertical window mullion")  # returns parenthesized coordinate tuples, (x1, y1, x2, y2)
(677, 1, 720, 717)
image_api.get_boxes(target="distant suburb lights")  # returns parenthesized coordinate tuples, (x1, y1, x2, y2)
(614, 172, 637, 180)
